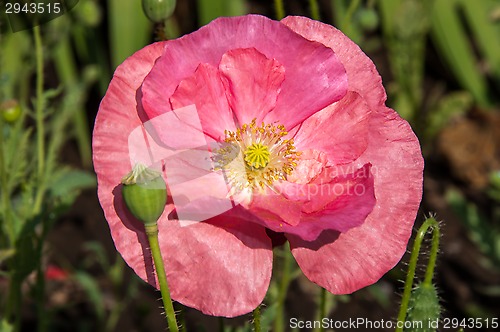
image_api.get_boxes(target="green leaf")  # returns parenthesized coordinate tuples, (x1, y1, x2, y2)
(0, 31, 31, 98)
(460, 0, 500, 78)
(46, 168, 96, 216)
(487, 171, 500, 201)
(430, 0, 490, 106)
(425, 91, 472, 140)
(0, 319, 14, 332)
(447, 189, 500, 266)
(381, 0, 429, 120)
(82, 241, 110, 270)
(49, 169, 96, 199)
(260, 302, 278, 332)
(73, 271, 105, 321)
(0, 249, 15, 265)
(5, 124, 32, 194)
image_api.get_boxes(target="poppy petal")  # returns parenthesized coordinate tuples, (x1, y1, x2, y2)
(288, 106, 423, 294)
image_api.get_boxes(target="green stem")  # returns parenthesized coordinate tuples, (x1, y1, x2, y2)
(309, 0, 321, 21)
(396, 217, 440, 332)
(33, 25, 44, 183)
(274, 243, 292, 332)
(53, 37, 92, 167)
(21, 24, 47, 332)
(274, 0, 285, 20)
(105, 302, 123, 332)
(145, 224, 179, 332)
(32, 24, 47, 216)
(253, 305, 261, 332)
(218, 317, 225, 332)
(424, 220, 440, 286)
(0, 118, 13, 245)
(6, 278, 22, 332)
(36, 249, 47, 332)
(315, 287, 327, 332)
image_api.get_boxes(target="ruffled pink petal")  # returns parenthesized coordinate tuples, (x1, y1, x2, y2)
(287, 149, 329, 184)
(282, 16, 386, 109)
(158, 211, 273, 317)
(293, 91, 371, 165)
(141, 15, 347, 133)
(249, 192, 303, 227)
(93, 42, 273, 317)
(170, 63, 235, 141)
(288, 106, 424, 294)
(245, 161, 374, 241)
(287, 163, 374, 215)
(219, 48, 285, 126)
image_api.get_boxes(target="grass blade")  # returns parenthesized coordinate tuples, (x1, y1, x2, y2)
(430, 0, 490, 106)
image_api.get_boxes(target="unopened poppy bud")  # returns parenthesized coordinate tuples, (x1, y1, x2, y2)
(121, 164, 167, 226)
(142, 0, 176, 23)
(1, 100, 22, 123)
(405, 283, 441, 332)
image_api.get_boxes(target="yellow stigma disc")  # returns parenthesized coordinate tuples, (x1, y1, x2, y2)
(244, 143, 270, 169)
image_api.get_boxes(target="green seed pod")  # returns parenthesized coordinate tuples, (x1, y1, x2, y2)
(0, 100, 22, 123)
(405, 283, 441, 332)
(142, 0, 176, 23)
(121, 164, 167, 226)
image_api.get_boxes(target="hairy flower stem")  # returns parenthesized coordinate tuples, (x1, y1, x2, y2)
(145, 224, 179, 332)
(396, 217, 440, 332)
(274, 0, 285, 20)
(253, 305, 261, 332)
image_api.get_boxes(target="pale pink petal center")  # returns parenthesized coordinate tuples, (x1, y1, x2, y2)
(170, 63, 235, 141)
(219, 48, 285, 126)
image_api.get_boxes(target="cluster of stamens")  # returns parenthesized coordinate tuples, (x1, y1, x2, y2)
(213, 119, 300, 192)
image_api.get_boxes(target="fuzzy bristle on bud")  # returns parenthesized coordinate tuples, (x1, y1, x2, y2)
(121, 164, 167, 226)
(404, 283, 441, 332)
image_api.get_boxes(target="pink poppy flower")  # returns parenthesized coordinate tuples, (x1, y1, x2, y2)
(93, 15, 423, 317)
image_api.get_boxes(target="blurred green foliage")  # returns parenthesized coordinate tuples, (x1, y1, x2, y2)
(447, 188, 500, 268)
(430, 0, 500, 108)
(107, 0, 151, 69)
(196, 0, 246, 25)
